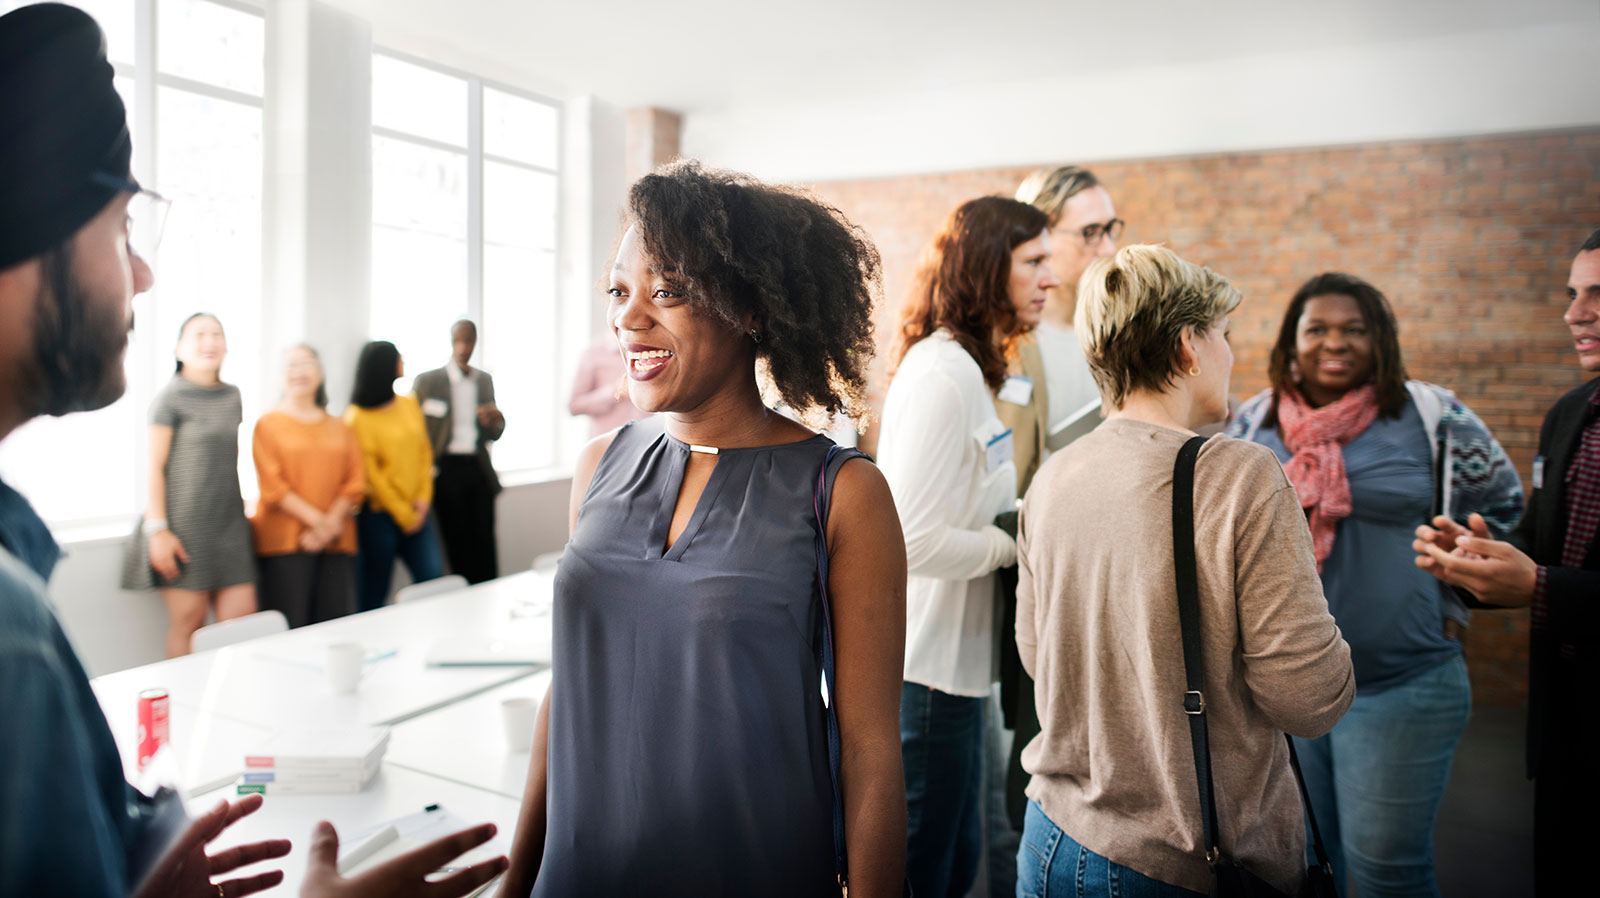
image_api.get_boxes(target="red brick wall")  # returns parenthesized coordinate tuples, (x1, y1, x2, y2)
(806, 129, 1600, 708)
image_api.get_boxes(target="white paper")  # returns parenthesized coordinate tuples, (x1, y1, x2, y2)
(342, 805, 508, 893)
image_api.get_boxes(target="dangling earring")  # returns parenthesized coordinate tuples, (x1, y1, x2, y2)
(1189, 366, 1201, 377)
(748, 328, 762, 344)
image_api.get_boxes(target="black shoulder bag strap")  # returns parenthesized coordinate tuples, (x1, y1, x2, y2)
(813, 444, 853, 893)
(1172, 436, 1335, 891)
(1171, 435, 1224, 864)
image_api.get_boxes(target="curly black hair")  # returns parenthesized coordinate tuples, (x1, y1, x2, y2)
(626, 160, 882, 425)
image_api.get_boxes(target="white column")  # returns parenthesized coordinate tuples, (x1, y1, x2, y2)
(555, 95, 627, 463)
(262, 0, 372, 412)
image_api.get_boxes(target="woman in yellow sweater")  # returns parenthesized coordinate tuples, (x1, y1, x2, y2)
(345, 340, 443, 611)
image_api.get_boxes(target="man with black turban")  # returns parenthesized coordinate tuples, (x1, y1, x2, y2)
(0, 6, 507, 897)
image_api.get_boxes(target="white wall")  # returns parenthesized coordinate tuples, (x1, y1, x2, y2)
(682, 22, 1600, 181)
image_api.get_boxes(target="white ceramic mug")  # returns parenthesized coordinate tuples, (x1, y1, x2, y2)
(325, 642, 364, 694)
(501, 697, 538, 752)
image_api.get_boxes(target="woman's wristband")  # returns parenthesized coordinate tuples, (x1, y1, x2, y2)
(142, 517, 169, 536)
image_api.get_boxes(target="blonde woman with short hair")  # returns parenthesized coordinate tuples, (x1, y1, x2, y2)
(1013, 244, 1355, 896)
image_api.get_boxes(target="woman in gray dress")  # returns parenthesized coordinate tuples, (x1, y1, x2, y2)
(502, 161, 909, 898)
(122, 312, 256, 656)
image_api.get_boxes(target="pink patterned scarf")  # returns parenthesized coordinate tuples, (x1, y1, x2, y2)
(1276, 384, 1380, 570)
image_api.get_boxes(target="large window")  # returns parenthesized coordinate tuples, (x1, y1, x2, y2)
(0, 0, 264, 526)
(371, 51, 560, 473)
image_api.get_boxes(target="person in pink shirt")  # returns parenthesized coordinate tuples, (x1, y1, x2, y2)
(568, 332, 649, 437)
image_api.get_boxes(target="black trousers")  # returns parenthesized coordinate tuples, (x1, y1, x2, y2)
(257, 552, 356, 628)
(434, 455, 499, 584)
(995, 562, 1041, 831)
(1533, 672, 1585, 898)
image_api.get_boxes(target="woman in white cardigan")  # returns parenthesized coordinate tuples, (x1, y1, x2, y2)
(878, 195, 1059, 898)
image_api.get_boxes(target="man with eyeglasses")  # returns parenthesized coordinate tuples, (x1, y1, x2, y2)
(1015, 165, 1123, 438)
(1002, 166, 1124, 490)
(0, 6, 505, 897)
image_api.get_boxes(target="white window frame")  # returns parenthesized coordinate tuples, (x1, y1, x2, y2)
(371, 46, 564, 477)
(0, 0, 267, 534)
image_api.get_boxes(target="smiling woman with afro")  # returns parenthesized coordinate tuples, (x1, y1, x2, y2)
(621, 159, 881, 427)
(502, 160, 910, 898)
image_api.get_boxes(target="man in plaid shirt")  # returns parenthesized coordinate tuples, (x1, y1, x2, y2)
(1414, 227, 1600, 898)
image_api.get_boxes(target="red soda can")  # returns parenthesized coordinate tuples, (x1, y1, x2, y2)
(136, 688, 170, 771)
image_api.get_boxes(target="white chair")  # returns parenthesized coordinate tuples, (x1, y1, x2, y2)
(394, 574, 468, 604)
(190, 610, 289, 653)
(531, 550, 563, 573)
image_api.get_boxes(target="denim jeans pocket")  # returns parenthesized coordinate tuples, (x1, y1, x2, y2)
(1018, 801, 1062, 898)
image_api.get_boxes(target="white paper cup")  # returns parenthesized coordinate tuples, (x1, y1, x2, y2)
(501, 697, 538, 752)
(326, 643, 364, 694)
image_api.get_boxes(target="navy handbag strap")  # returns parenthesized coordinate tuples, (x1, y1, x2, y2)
(813, 444, 853, 889)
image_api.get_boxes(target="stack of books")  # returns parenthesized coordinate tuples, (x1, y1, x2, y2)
(237, 726, 389, 795)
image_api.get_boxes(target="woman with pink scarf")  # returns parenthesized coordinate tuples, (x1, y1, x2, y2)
(1229, 272, 1523, 898)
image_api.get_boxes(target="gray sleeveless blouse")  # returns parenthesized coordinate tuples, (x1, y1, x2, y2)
(536, 416, 864, 897)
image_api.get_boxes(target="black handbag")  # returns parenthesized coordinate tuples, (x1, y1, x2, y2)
(1171, 436, 1338, 898)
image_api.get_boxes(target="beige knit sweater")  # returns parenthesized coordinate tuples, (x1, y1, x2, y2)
(1016, 418, 1355, 895)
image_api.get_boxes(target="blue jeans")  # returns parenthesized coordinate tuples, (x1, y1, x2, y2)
(901, 681, 985, 898)
(355, 508, 445, 612)
(1294, 654, 1471, 898)
(1018, 801, 1203, 898)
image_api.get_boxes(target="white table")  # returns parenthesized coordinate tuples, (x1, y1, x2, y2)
(93, 571, 554, 733)
(91, 571, 555, 894)
(386, 672, 553, 801)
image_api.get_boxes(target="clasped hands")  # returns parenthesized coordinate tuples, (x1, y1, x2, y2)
(298, 511, 348, 553)
(1412, 512, 1538, 606)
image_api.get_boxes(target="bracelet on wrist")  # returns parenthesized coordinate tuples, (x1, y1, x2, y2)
(142, 517, 169, 536)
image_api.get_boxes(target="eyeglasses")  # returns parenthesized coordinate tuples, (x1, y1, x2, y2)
(90, 172, 172, 264)
(1074, 218, 1124, 246)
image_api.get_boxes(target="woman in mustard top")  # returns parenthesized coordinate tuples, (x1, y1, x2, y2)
(252, 345, 365, 627)
(344, 341, 444, 611)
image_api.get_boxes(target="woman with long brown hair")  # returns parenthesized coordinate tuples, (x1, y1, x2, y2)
(877, 196, 1057, 897)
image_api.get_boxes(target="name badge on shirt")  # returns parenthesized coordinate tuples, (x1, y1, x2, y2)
(997, 375, 1034, 406)
(421, 398, 448, 418)
(985, 428, 1015, 474)
(1532, 455, 1545, 490)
